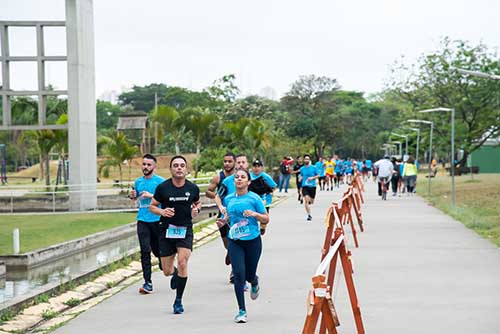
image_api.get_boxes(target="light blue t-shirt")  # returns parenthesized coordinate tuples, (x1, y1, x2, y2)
(315, 161, 326, 177)
(250, 171, 277, 207)
(223, 191, 267, 241)
(134, 174, 165, 222)
(221, 174, 236, 196)
(300, 165, 319, 187)
(334, 160, 344, 173)
(345, 160, 353, 174)
(357, 161, 363, 171)
(366, 159, 373, 169)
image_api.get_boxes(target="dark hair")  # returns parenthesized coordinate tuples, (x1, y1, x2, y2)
(304, 154, 312, 159)
(224, 152, 235, 159)
(143, 153, 157, 163)
(235, 169, 251, 180)
(296, 155, 302, 159)
(169, 155, 187, 167)
(407, 156, 415, 164)
(236, 154, 248, 160)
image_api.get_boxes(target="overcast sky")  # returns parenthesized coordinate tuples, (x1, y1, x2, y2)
(1, 0, 499, 100)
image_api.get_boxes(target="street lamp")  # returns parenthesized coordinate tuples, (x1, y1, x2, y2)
(419, 107, 455, 207)
(454, 68, 500, 80)
(389, 141, 402, 158)
(391, 133, 409, 156)
(400, 127, 421, 162)
(407, 119, 434, 196)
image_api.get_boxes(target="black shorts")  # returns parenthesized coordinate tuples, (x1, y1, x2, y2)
(302, 186, 317, 199)
(335, 172, 343, 177)
(158, 223, 194, 257)
(319, 176, 326, 181)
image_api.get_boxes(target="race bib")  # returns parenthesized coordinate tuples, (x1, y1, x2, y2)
(166, 224, 187, 239)
(230, 219, 251, 239)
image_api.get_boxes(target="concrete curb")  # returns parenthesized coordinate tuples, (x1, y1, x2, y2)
(0, 221, 221, 334)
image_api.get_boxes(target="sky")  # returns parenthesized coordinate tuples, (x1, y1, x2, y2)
(1, 0, 499, 100)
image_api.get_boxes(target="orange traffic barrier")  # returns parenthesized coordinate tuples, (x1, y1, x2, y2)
(302, 172, 366, 334)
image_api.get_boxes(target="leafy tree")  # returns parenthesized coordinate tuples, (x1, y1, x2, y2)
(387, 38, 500, 164)
(150, 105, 184, 154)
(99, 132, 138, 187)
(97, 100, 123, 132)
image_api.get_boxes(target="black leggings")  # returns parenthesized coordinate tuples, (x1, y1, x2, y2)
(228, 236, 262, 311)
(137, 221, 160, 283)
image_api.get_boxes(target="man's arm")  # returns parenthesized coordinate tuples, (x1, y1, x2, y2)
(205, 174, 220, 199)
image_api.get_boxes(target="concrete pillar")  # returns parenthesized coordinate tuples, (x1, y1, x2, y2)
(66, 0, 97, 210)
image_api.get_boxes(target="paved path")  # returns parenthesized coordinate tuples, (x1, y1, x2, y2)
(54, 182, 500, 334)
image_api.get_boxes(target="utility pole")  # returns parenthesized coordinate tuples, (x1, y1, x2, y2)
(154, 92, 158, 153)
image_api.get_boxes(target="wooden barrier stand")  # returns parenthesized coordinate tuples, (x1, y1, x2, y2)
(302, 172, 366, 334)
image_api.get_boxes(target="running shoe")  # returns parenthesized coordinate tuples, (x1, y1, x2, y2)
(173, 299, 184, 314)
(234, 310, 248, 323)
(170, 268, 178, 290)
(250, 283, 260, 300)
(139, 282, 153, 294)
(307, 215, 312, 222)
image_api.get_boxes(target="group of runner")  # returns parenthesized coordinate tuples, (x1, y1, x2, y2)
(131, 152, 276, 324)
(373, 155, 419, 198)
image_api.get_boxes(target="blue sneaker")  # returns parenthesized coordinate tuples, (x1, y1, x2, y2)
(234, 309, 247, 323)
(250, 282, 260, 300)
(173, 299, 184, 314)
(139, 282, 153, 294)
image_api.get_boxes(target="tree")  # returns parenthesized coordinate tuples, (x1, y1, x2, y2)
(99, 132, 138, 187)
(181, 107, 218, 176)
(97, 100, 123, 133)
(387, 38, 500, 164)
(150, 105, 184, 154)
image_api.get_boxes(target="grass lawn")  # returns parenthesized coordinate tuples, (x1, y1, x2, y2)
(0, 212, 136, 255)
(418, 173, 500, 247)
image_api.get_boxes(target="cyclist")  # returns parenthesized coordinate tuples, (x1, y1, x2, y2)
(373, 156, 393, 198)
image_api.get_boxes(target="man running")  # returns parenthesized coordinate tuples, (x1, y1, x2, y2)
(291, 156, 304, 203)
(324, 156, 335, 191)
(206, 152, 236, 265)
(249, 159, 277, 216)
(299, 154, 319, 221)
(315, 157, 326, 191)
(129, 154, 165, 294)
(150, 155, 201, 314)
(334, 156, 344, 188)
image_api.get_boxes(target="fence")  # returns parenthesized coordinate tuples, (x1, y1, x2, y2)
(302, 172, 366, 334)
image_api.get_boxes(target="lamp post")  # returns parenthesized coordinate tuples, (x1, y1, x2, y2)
(407, 119, 433, 195)
(391, 133, 409, 157)
(402, 127, 421, 162)
(419, 107, 455, 207)
(389, 141, 402, 158)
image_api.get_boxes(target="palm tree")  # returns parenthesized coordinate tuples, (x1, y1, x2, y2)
(25, 130, 58, 189)
(99, 132, 138, 188)
(150, 105, 184, 154)
(244, 119, 271, 160)
(182, 107, 218, 176)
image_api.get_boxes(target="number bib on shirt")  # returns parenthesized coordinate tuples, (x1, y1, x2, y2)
(229, 219, 251, 239)
(166, 224, 187, 239)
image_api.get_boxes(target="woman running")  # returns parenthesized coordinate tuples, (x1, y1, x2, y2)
(217, 169, 269, 323)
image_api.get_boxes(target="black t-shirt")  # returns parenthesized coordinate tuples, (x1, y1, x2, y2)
(153, 179, 200, 227)
(293, 163, 303, 181)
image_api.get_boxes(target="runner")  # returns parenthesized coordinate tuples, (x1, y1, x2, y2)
(324, 156, 335, 191)
(365, 158, 373, 178)
(149, 155, 201, 314)
(315, 157, 326, 191)
(216, 169, 269, 323)
(249, 159, 277, 216)
(129, 154, 165, 294)
(344, 158, 353, 184)
(361, 160, 369, 181)
(205, 152, 236, 266)
(278, 156, 294, 193)
(334, 156, 343, 188)
(299, 154, 320, 221)
(214, 153, 250, 283)
(291, 155, 304, 203)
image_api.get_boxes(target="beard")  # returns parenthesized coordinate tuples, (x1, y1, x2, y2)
(143, 169, 153, 176)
